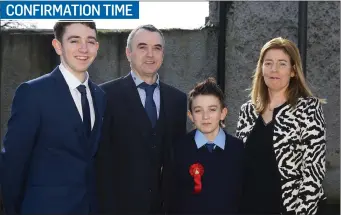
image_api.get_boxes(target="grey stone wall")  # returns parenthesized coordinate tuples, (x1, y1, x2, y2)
(306, 1, 340, 202)
(210, 1, 340, 202)
(1, 32, 54, 149)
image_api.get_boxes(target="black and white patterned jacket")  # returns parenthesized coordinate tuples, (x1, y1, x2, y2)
(236, 97, 326, 215)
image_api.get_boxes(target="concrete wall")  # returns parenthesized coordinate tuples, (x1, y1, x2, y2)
(0, 0, 339, 203)
(1, 32, 54, 148)
(210, 1, 340, 202)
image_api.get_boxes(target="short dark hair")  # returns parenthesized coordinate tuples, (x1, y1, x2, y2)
(188, 77, 226, 112)
(53, 20, 97, 42)
(126, 24, 165, 50)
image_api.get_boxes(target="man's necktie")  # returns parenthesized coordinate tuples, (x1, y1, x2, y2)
(77, 85, 91, 137)
(138, 82, 157, 128)
(206, 143, 215, 153)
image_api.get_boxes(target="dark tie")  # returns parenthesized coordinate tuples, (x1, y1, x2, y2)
(138, 82, 157, 128)
(77, 85, 91, 137)
(206, 143, 215, 153)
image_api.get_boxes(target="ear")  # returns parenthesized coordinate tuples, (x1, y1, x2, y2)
(95, 41, 99, 51)
(52, 39, 62, 56)
(187, 110, 194, 123)
(126, 47, 132, 62)
(220, 107, 228, 121)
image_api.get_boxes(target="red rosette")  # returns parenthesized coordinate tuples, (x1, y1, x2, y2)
(189, 163, 204, 194)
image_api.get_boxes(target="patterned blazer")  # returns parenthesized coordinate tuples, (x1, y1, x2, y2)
(236, 97, 326, 215)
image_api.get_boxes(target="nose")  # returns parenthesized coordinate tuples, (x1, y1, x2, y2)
(271, 64, 277, 72)
(146, 47, 153, 57)
(78, 42, 88, 53)
(202, 111, 210, 119)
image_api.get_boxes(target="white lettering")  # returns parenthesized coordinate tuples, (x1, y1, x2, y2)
(53, 4, 62, 16)
(4, 3, 105, 18)
(15, 5, 23, 16)
(115, 4, 124, 15)
(92, 5, 100, 16)
(125, 4, 132, 16)
(6, 5, 14, 16)
(44, 4, 52, 16)
(103, 4, 110, 16)
(63, 5, 72, 16)
(83, 4, 91, 16)
(33, 4, 40, 16)
(70, 4, 78, 16)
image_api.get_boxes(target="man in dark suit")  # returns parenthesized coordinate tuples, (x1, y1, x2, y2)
(96, 24, 187, 214)
(1, 21, 106, 214)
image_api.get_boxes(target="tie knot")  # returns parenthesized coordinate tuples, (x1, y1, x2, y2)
(138, 82, 157, 96)
(77, 85, 87, 95)
(206, 143, 215, 153)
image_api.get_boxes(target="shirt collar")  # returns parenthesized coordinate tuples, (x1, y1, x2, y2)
(130, 70, 160, 87)
(59, 63, 89, 90)
(194, 128, 226, 150)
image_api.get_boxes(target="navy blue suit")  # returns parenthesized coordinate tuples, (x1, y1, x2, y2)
(1, 67, 106, 214)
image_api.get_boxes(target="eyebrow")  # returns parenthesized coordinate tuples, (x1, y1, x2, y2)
(67, 35, 97, 41)
(264, 59, 288, 62)
(137, 42, 163, 48)
(193, 105, 218, 109)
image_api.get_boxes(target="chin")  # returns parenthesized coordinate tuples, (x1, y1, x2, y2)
(199, 127, 214, 134)
(268, 86, 287, 92)
(76, 66, 90, 72)
(143, 69, 158, 74)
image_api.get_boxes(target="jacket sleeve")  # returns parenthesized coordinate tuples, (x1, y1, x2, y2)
(236, 102, 251, 143)
(2, 83, 40, 214)
(95, 93, 117, 213)
(296, 98, 326, 215)
(236, 104, 245, 140)
(178, 92, 187, 136)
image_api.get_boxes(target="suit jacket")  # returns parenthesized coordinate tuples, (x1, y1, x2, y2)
(236, 97, 326, 215)
(96, 74, 187, 214)
(1, 67, 106, 214)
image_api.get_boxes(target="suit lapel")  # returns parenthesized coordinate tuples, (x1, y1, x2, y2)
(50, 67, 83, 126)
(159, 82, 173, 136)
(121, 74, 152, 130)
(50, 67, 85, 148)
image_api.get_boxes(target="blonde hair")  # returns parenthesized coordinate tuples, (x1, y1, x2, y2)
(251, 37, 316, 113)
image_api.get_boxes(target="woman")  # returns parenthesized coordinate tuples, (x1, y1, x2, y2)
(236, 37, 326, 215)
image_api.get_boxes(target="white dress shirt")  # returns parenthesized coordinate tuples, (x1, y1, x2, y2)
(59, 63, 95, 129)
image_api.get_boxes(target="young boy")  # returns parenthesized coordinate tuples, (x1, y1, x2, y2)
(169, 78, 244, 214)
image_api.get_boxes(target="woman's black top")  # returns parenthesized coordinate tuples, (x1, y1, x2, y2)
(240, 106, 285, 214)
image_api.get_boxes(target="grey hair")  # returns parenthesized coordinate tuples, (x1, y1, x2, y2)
(126, 24, 165, 50)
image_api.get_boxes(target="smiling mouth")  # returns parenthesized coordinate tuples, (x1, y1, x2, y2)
(75, 56, 89, 61)
(270, 77, 280, 80)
